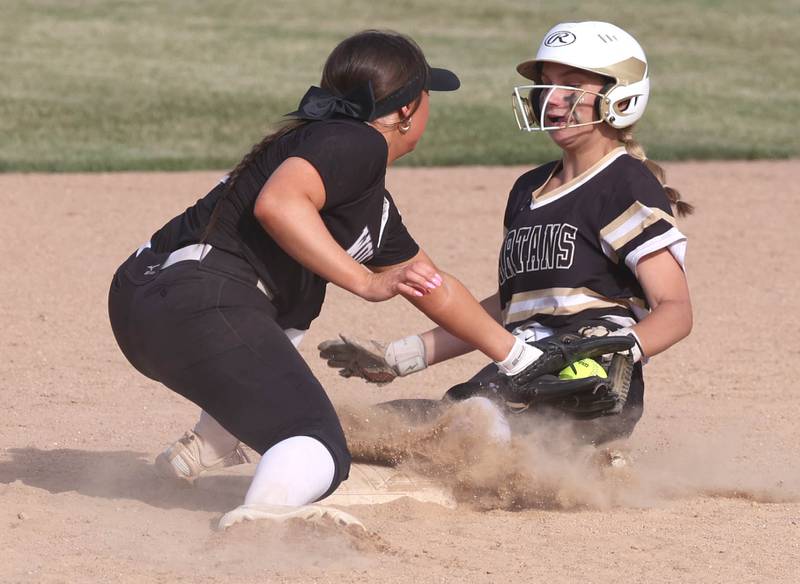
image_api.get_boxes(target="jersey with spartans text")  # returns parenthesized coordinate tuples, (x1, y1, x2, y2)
(498, 147, 687, 333)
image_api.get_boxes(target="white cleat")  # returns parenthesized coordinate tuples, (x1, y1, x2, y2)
(155, 430, 251, 482)
(217, 504, 365, 531)
(608, 450, 631, 468)
(591, 447, 633, 470)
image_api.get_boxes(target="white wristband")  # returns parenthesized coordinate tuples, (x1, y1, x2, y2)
(609, 327, 646, 364)
(385, 335, 427, 377)
(495, 338, 543, 376)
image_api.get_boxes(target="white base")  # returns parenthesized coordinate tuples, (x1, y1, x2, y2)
(197, 462, 456, 509)
(218, 503, 365, 531)
(324, 463, 456, 508)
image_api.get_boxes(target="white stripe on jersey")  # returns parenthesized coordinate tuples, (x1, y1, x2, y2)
(377, 197, 390, 248)
(502, 286, 646, 326)
(600, 201, 677, 258)
(625, 227, 687, 275)
(347, 226, 374, 263)
(531, 148, 627, 210)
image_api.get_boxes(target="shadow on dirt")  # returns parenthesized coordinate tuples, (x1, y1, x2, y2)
(0, 447, 245, 511)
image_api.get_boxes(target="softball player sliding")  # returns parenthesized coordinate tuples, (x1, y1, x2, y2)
(108, 30, 561, 530)
(322, 21, 694, 446)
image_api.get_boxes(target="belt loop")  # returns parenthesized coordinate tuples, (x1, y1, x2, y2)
(256, 279, 275, 301)
(160, 243, 212, 270)
(136, 241, 152, 257)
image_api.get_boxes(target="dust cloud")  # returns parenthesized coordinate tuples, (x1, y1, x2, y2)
(339, 399, 800, 511)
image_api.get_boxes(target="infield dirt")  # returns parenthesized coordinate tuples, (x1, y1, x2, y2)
(1, 161, 798, 583)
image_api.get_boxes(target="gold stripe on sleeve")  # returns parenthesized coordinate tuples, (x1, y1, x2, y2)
(600, 202, 676, 252)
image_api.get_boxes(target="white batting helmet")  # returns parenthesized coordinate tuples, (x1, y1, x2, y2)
(513, 21, 650, 130)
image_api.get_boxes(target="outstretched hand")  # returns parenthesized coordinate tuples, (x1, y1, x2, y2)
(318, 334, 428, 385)
(318, 335, 398, 384)
(360, 261, 442, 302)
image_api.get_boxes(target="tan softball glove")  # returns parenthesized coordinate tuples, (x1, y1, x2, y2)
(318, 334, 427, 385)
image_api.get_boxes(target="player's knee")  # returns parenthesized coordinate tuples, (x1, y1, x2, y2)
(306, 427, 351, 497)
(457, 396, 512, 444)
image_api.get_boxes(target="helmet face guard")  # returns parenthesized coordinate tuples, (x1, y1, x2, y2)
(513, 21, 651, 131)
(512, 79, 649, 132)
(512, 84, 607, 132)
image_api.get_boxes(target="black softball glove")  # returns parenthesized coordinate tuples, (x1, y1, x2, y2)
(445, 334, 636, 419)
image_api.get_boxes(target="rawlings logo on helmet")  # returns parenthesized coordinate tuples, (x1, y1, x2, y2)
(513, 21, 650, 131)
(544, 31, 576, 47)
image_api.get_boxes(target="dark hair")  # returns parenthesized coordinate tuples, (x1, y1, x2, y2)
(202, 30, 429, 240)
(320, 29, 429, 125)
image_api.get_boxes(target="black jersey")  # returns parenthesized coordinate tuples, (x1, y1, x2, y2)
(498, 148, 687, 332)
(148, 118, 419, 330)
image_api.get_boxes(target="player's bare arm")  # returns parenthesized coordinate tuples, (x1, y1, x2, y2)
(371, 253, 513, 362)
(255, 157, 440, 301)
(416, 292, 503, 365)
(629, 248, 693, 358)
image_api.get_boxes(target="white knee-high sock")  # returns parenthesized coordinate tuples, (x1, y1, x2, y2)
(244, 436, 336, 507)
(193, 411, 240, 462)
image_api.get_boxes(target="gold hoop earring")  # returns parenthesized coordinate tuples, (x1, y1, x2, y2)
(398, 119, 412, 134)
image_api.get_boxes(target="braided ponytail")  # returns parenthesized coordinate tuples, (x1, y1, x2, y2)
(618, 127, 694, 217)
(202, 30, 431, 242)
(201, 120, 307, 241)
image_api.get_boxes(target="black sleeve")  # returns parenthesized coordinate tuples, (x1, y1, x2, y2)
(291, 121, 388, 210)
(149, 179, 226, 253)
(366, 193, 420, 267)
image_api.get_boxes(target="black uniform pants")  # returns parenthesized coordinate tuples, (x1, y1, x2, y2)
(108, 247, 350, 494)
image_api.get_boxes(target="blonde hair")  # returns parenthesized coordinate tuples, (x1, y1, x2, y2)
(619, 127, 694, 217)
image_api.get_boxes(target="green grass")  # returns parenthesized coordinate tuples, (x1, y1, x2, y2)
(2, 0, 799, 171)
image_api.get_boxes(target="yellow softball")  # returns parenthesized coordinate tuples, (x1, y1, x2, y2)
(558, 358, 607, 380)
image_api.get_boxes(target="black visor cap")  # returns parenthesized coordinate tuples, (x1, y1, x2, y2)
(428, 67, 460, 91)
